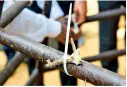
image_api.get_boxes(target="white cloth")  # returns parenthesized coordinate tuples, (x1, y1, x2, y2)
(3, 1, 64, 42)
(37, 0, 64, 19)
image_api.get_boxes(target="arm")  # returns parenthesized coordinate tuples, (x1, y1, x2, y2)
(4, 1, 80, 44)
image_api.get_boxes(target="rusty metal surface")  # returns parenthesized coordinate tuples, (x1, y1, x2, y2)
(2, 49, 125, 85)
(0, 30, 125, 86)
(44, 49, 126, 72)
(25, 48, 126, 85)
(0, 1, 29, 28)
(0, 52, 26, 85)
(58, 60, 125, 86)
(0, 48, 125, 85)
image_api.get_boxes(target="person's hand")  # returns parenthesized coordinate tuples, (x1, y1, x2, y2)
(74, 1, 87, 24)
(56, 24, 81, 45)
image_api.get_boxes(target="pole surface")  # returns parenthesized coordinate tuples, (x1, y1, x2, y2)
(0, 30, 125, 86)
(86, 8, 126, 22)
(1, 49, 125, 85)
(64, 8, 126, 26)
(0, 52, 26, 85)
(83, 49, 126, 62)
(25, 68, 39, 86)
(0, 1, 29, 28)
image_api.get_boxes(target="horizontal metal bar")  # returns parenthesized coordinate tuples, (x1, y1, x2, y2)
(0, 1, 29, 28)
(64, 8, 126, 26)
(0, 29, 125, 86)
(0, 52, 26, 85)
(86, 8, 126, 22)
(83, 49, 126, 62)
(44, 49, 126, 72)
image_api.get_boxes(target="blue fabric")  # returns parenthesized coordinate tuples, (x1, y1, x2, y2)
(3, 46, 16, 61)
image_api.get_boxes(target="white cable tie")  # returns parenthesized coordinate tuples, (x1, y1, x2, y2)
(63, 3, 72, 76)
(71, 38, 81, 65)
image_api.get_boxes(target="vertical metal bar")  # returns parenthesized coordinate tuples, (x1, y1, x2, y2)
(0, 1, 4, 20)
(0, 52, 26, 85)
(25, 68, 39, 86)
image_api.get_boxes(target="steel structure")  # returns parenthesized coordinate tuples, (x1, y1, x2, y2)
(0, 1, 126, 86)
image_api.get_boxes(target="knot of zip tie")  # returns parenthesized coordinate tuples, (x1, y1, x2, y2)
(70, 38, 82, 65)
(63, 38, 82, 76)
(63, 3, 82, 76)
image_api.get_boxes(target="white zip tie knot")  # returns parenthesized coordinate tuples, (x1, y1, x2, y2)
(70, 38, 82, 65)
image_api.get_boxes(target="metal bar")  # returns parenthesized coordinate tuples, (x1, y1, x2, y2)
(25, 47, 126, 85)
(0, 1, 4, 20)
(86, 8, 126, 22)
(0, 1, 52, 85)
(32, 1, 52, 86)
(44, 49, 126, 72)
(0, 52, 26, 85)
(1, 49, 125, 85)
(83, 49, 126, 62)
(0, 1, 29, 28)
(44, 49, 126, 70)
(25, 68, 39, 86)
(0, 5, 126, 83)
(32, 61, 44, 86)
(0, 1, 29, 85)
(64, 8, 126, 26)
(0, 30, 125, 86)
